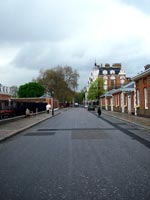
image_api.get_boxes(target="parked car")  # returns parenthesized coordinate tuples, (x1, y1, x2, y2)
(84, 104, 88, 108)
(88, 105, 96, 111)
(74, 102, 79, 107)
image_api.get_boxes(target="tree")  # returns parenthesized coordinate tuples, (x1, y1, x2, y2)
(18, 82, 45, 98)
(87, 78, 104, 100)
(10, 85, 18, 97)
(36, 66, 79, 102)
(63, 66, 79, 90)
(74, 87, 87, 104)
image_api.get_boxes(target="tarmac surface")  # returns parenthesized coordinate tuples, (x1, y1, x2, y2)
(0, 108, 149, 142)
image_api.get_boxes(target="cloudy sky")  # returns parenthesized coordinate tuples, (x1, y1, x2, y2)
(0, 0, 150, 90)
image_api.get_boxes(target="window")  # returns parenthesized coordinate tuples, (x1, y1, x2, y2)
(136, 90, 140, 107)
(144, 88, 148, 109)
(103, 70, 107, 75)
(110, 70, 115, 74)
(111, 80, 115, 89)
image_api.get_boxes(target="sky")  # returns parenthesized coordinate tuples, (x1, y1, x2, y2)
(0, 0, 150, 91)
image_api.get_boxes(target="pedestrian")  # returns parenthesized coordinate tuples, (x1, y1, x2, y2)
(46, 103, 51, 114)
(25, 108, 30, 117)
(97, 106, 101, 117)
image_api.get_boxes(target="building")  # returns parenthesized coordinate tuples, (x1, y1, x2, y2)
(0, 84, 12, 110)
(87, 66, 99, 91)
(100, 81, 134, 114)
(95, 63, 131, 91)
(0, 84, 12, 99)
(87, 63, 130, 92)
(85, 63, 130, 104)
(0, 83, 59, 118)
(132, 65, 150, 117)
(100, 64, 150, 118)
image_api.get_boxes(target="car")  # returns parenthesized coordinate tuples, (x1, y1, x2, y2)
(88, 105, 96, 111)
(74, 102, 79, 107)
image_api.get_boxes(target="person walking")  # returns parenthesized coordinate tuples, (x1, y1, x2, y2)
(46, 103, 51, 114)
(97, 106, 101, 117)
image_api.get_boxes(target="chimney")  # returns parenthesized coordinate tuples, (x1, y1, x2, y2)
(105, 63, 110, 68)
(112, 63, 121, 68)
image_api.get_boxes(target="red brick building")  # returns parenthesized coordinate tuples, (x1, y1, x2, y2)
(132, 65, 150, 117)
(100, 81, 134, 114)
(95, 63, 131, 91)
(101, 65, 150, 118)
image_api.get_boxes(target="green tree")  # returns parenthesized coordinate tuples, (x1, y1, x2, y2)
(74, 87, 87, 104)
(87, 78, 104, 100)
(18, 82, 45, 98)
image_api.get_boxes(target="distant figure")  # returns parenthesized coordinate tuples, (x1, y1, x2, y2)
(46, 103, 51, 114)
(97, 106, 101, 117)
(25, 108, 30, 116)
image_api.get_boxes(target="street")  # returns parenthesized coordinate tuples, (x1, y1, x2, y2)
(0, 108, 150, 200)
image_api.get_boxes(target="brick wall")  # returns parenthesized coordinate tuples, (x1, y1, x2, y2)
(0, 94, 11, 99)
(136, 75, 150, 117)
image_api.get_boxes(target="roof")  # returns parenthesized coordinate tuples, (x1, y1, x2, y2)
(40, 93, 52, 98)
(132, 68, 150, 81)
(100, 81, 134, 97)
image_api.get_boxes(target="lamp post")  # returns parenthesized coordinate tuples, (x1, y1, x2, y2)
(51, 91, 54, 116)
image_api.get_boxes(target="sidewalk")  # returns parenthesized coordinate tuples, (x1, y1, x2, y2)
(0, 110, 60, 142)
(102, 110, 150, 130)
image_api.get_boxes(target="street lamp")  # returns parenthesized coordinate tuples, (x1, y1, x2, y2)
(51, 91, 54, 116)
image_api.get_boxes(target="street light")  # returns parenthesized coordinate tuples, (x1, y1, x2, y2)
(51, 91, 54, 116)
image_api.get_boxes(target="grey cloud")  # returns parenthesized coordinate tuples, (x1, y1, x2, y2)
(11, 41, 90, 70)
(0, 0, 83, 43)
(0, 0, 150, 90)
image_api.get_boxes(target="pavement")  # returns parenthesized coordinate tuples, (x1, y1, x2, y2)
(101, 110, 150, 129)
(0, 108, 149, 142)
(0, 110, 61, 142)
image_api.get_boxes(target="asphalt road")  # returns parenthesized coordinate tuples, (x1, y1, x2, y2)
(0, 108, 150, 200)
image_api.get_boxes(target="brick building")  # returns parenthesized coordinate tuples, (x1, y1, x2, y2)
(100, 81, 134, 114)
(100, 65, 150, 118)
(95, 63, 131, 91)
(87, 63, 130, 92)
(132, 65, 150, 117)
(86, 63, 131, 105)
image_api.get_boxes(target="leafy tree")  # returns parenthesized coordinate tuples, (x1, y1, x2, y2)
(36, 66, 79, 102)
(74, 87, 87, 104)
(87, 78, 104, 100)
(18, 82, 45, 98)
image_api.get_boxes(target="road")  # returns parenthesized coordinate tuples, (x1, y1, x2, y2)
(0, 108, 150, 200)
